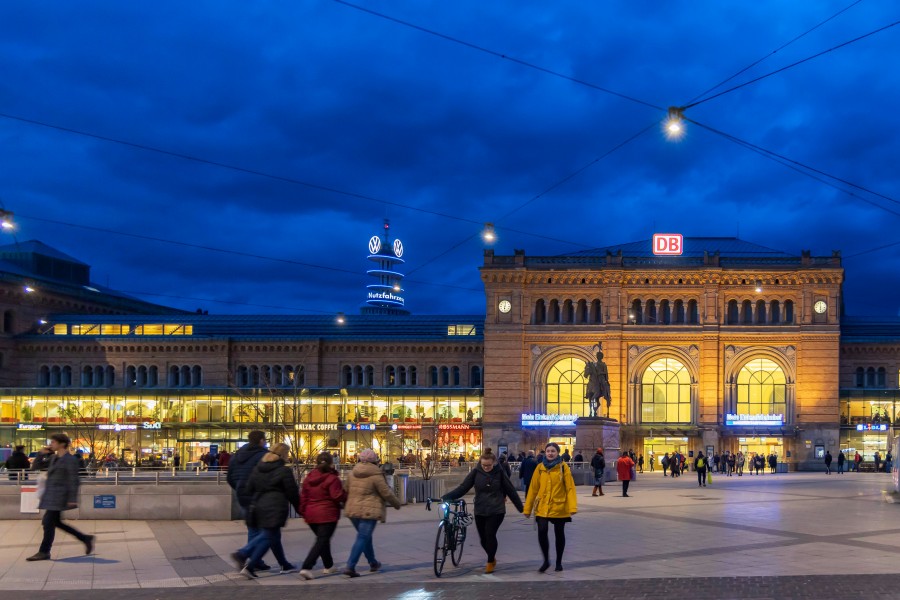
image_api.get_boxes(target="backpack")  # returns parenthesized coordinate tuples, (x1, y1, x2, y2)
(697, 458, 705, 468)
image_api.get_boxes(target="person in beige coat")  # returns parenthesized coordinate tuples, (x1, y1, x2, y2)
(342, 449, 401, 577)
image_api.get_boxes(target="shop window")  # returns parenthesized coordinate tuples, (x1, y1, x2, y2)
(737, 358, 786, 417)
(640, 357, 691, 423)
(546, 357, 588, 417)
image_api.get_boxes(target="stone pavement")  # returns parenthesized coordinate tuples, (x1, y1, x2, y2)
(2, 472, 900, 599)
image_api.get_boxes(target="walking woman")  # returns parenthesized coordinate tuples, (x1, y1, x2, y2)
(232, 443, 300, 579)
(523, 442, 577, 572)
(617, 452, 635, 497)
(298, 452, 347, 579)
(343, 449, 401, 577)
(443, 450, 523, 573)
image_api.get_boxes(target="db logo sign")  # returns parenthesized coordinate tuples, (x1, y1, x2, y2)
(652, 233, 683, 256)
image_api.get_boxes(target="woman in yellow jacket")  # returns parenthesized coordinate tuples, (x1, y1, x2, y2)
(523, 442, 577, 572)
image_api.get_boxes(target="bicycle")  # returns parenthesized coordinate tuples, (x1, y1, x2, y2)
(425, 497, 472, 577)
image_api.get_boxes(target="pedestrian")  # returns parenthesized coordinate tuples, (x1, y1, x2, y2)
(837, 450, 845, 474)
(231, 443, 299, 578)
(616, 451, 635, 497)
(26, 433, 95, 561)
(573, 451, 584, 463)
(886, 451, 893, 473)
(713, 453, 720, 473)
(649, 454, 655, 472)
(854, 451, 862, 472)
(661, 452, 670, 477)
(520, 450, 538, 495)
(694, 451, 708, 487)
(498, 452, 512, 478)
(443, 450, 523, 573)
(590, 449, 605, 497)
(768, 453, 777, 474)
(31, 446, 53, 472)
(669, 452, 680, 478)
(5, 445, 30, 481)
(755, 454, 764, 475)
(874, 451, 882, 473)
(736, 452, 745, 476)
(227, 430, 272, 571)
(637, 454, 644, 474)
(173, 453, 181, 469)
(824, 450, 833, 475)
(299, 451, 347, 579)
(523, 443, 577, 572)
(561, 448, 571, 463)
(343, 449, 401, 577)
(218, 449, 231, 470)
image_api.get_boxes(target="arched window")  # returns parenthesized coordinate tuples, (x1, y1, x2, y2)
(660, 300, 671, 324)
(784, 300, 794, 324)
(363, 365, 373, 387)
(737, 358, 786, 416)
(272, 365, 283, 386)
(168, 366, 179, 387)
(755, 300, 767, 324)
(589, 299, 602, 324)
(440, 366, 450, 387)
(83, 366, 94, 387)
(741, 300, 753, 324)
(562, 300, 574, 324)
(548, 300, 560, 324)
(398, 366, 407, 386)
(297, 365, 307, 386)
(353, 365, 363, 387)
(180, 365, 190, 388)
(866, 367, 876, 388)
(770, 300, 781, 324)
(126, 366, 137, 387)
(687, 299, 699, 324)
(105, 365, 115, 387)
(855, 367, 864, 388)
(249, 365, 260, 386)
(646, 300, 657, 324)
(470, 365, 482, 387)
(409, 366, 418, 386)
(284, 365, 295, 386)
(342, 365, 353, 387)
(575, 300, 587, 324)
(93, 366, 104, 387)
(39, 365, 50, 387)
(451, 366, 460, 386)
(673, 300, 685, 324)
(727, 300, 739, 324)
(191, 365, 202, 387)
(641, 358, 691, 423)
(630, 300, 643, 324)
(534, 300, 546, 325)
(62, 366, 72, 387)
(385, 365, 396, 386)
(429, 366, 438, 387)
(546, 357, 587, 417)
(148, 366, 158, 387)
(261, 365, 272, 386)
(2, 310, 12, 333)
(877, 367, 886, 388)
(236, 366, 249, 387)
(137, 365, 148, 387)
(50, 366, 61, 387)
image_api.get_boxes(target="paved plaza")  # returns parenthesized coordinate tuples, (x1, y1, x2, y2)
(2, 472, 900, 599)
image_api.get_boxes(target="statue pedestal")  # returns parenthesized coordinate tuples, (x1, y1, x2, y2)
(576, 417, 621, 483)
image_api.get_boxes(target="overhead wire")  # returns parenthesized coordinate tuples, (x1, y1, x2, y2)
(118, 290, 335, 314)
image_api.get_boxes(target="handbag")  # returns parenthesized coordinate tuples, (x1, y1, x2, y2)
(629, 465, 636, 480)
(707, 471, 713, 485)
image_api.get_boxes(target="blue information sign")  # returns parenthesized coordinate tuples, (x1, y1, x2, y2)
(93, 495, 116, 509)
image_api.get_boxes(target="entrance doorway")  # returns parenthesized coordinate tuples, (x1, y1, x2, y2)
(736, 436, 784, 463)
(643, 436, 690, 467)
(549, 436, 575, 457)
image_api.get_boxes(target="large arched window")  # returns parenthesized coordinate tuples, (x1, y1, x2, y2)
(545, 358, 587, 417)
(641, 358, 691, 423)
(736, 358, 786, 416)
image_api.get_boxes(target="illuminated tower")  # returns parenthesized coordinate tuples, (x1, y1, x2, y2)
(361, 220, 409, 315)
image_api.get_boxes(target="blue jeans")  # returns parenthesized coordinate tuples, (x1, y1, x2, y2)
(239, 527, 289, 568)
(347, 518, 378, 570)
(239, 507, 268, 567)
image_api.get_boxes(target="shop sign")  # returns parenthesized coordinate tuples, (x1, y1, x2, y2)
(725, 413, 783, 426)
(652, 233, 683, 256)
(856, 424, 888, 432)
(17, 423, 44, 430)
(393, 424, 421, 431)
(97, 424, 138, 431)
(438, 424, 470, 431)
(294, 424, 338, 431)
(521, 413, 578, 427)
(345, 423, 376, 431)
(142, 421, 162, 429)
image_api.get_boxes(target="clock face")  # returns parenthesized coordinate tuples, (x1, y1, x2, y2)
(814, 300, 827, 314)
(498, 300, 512, 314)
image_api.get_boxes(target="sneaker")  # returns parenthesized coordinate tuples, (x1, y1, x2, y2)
(280, 563, 297, 574)
(343, 568, 360, 578)
(369, 561, 382, 573)
(255, 562, 272, 571)
(322, 566, 339, 575)
(84, 535, 95, 556)
(230, 552, 247, 571)
(240, 566, 258, 580)
(26, 552, 50, 562)
(299, 569, 315, 580)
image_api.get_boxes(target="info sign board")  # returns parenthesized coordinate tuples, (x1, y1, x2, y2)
(93, 495, 116, 509)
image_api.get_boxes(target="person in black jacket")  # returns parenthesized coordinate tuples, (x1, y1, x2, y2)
(232, 443, 300, 579)
(443, 450, 523, 574)
(227, 430, 271, 570)
(520, 450, 538, 495)
(5, 445, 30, 481)
(590, 449, 605, 496)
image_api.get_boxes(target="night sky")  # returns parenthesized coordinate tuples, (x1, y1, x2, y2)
(1, 2, 898, 317)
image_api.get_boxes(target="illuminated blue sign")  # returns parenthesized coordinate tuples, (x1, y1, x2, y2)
(345, 423, 376, 431)
(521, 413, 578, 427)
(725, 413, 783, 426)
(857, 424, 888, 431)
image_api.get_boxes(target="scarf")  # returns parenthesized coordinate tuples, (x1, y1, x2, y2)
(542, 456, 563, 470)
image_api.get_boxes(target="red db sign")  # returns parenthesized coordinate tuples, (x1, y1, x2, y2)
(653, 234, 683, 256)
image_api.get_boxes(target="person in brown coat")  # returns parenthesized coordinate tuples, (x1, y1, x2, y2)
(342, 448, 401, 577)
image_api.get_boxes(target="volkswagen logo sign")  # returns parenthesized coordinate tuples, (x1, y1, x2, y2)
(393, 239, 403, 257)
(368, 236, 382, 254)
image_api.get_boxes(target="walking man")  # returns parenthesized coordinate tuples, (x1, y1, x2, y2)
(837, 450, 845, 474)
(590, 449, 605, 497)
(227, 430, 271, 571)
(27, 433, 94, 561)
(824, 450, 833, 475)
(694, 451, 708, 487)
(520, 450, 538, 496)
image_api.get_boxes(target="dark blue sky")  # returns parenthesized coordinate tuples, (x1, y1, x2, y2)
(1, 2, 898, 316)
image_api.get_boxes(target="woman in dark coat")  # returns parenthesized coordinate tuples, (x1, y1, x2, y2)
(298, 452, 347, 579)
(443, 450, 523, 573)
(231, 443, 300, 578)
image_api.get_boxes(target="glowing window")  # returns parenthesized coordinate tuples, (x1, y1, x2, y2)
(545, 357, 588, 417)
(736, 358, 786, 416)
(53, 324, 68, 335)
(447, 325, 476, 336)
(640, 358, 691, 423)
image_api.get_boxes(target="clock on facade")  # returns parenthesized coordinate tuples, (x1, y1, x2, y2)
(814, 300, 827, 314)
(498, 300, 512, 313)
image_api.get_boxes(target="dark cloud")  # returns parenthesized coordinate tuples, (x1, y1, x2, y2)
(1, 1, 898, 317)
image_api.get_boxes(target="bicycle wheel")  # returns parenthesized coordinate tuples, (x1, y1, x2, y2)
(451, 524, 465, 566)
(433, 521, 450, 577)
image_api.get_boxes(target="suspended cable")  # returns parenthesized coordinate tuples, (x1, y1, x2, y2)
(684, 16, 900, 109)
(118, 290, 335, 314)
(330, 0, 663, 111)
